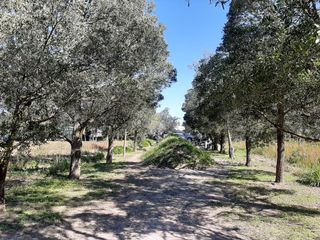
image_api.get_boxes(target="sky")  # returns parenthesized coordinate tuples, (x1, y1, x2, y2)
(154, 0, 228, 122)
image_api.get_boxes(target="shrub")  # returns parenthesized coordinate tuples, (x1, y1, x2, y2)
(139, 139, 155, 148)
(82, 152, 105, 163)
(143, 136, 213, 170)
(48, 159, 69, 176)
(113, 146, 134, 155)
(299, 166, 320, 187)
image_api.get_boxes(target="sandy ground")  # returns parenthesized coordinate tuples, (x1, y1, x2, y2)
(4, 152, 251, 240)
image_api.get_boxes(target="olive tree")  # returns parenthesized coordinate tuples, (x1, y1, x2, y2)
(0, 0, 91, 209)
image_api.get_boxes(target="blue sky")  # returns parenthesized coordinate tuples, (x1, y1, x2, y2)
(154, 0, 228, 122)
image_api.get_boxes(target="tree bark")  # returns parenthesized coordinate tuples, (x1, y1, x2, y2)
(133, 130, 138, 152)
(219, 133, 226, 154)
(275, 103, 285, 183)
(69, 128, 83, 180)
(107, 135, 114, 164)
(227, 128, 234, 159)
(0, 143, 13, 212)
(245, 136, 252, 167)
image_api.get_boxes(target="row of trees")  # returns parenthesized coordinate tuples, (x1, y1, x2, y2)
(0, 0, 176, 209)
(183, 0, 320, 183)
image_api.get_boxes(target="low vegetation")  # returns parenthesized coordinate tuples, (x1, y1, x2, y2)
(29, 141, 130, 157)
(143, 136, 213, 169)
(139, 139, 156, 148)
(113, 146, 134, 155)
(253, 141, 320, 187)
(253, 141, 320, 168)
(208, 152, 320, 240)
(2, 155, 126, 233)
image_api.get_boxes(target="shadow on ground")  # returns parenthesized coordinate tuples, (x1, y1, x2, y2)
(2, 159, 320, 240)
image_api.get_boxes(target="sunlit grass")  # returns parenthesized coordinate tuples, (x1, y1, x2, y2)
(253, 141, 320, 168)
(29, 140, 133, 157)
(3, 155, 127, 233)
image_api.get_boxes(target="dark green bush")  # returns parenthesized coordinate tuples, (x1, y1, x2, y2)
(143, 136, 213, 170)
(113, 146, 134, 155)
(299, 166, 320, 187)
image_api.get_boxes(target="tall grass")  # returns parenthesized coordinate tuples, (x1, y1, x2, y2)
(253, 141, 320, 186)
(253, 141, 320, 168)
(30, 140, 131, 157)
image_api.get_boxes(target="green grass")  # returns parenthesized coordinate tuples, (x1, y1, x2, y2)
(113, 146, 134, 155)
(298, 166, 320, 187)
(3, 156, 126, 233)
(143, 136, 213, 169)
(210, 149, 320, 240)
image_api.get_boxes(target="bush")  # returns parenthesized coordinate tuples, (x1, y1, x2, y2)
(82, 152, 104, 163)
(139, 139, 155, 148)
(143, 136, 213, 170)
(299, 166, 320, 187)
(48, 159, 69, 176)
(113, 146, 134, 155)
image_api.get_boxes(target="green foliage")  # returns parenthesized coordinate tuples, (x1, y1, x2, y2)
(299, 166, 320, 187)
(143, 136, 213, 169)
(82, 152, 105, 163)
(48, 159, 69, 176)
(113, 146, 134, 155)
(139, 139, 155, 148)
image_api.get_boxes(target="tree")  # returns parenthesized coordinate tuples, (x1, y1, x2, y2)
(223, 0, 320, 182)
(55, 0, 175, 177)
(148, 108, 179, 137)
(0, 0, 88, 210)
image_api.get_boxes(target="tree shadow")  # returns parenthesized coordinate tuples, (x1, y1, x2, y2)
(3, 160, 320, 239)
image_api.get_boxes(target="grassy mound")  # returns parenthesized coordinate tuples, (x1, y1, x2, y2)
(143, 136, 213, 169)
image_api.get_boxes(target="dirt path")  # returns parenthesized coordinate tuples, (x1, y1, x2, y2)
(4, 152, 320, 239)
(5, 151, 320, 240)
(16, 152, 245, 240)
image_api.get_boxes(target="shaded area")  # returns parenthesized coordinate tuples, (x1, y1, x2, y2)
(2, 156, 320, 239)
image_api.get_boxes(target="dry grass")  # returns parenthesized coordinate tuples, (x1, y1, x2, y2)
(30, 140, 130, 157)
(253, 141, 320, 168)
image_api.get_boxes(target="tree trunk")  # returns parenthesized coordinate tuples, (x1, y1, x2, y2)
(69, 128, 83, 180)
(276, 103, 285, 183)
(123, 129, 127, 160)
(0, 144, 13, 212)
(213, 135, 219, 151)
(133, 130, 138, 152)
(227, 128, 234, 159)
(107, 135, 114, 164)
(245, 136, 252, 167)
(220, 133, 226, 154)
